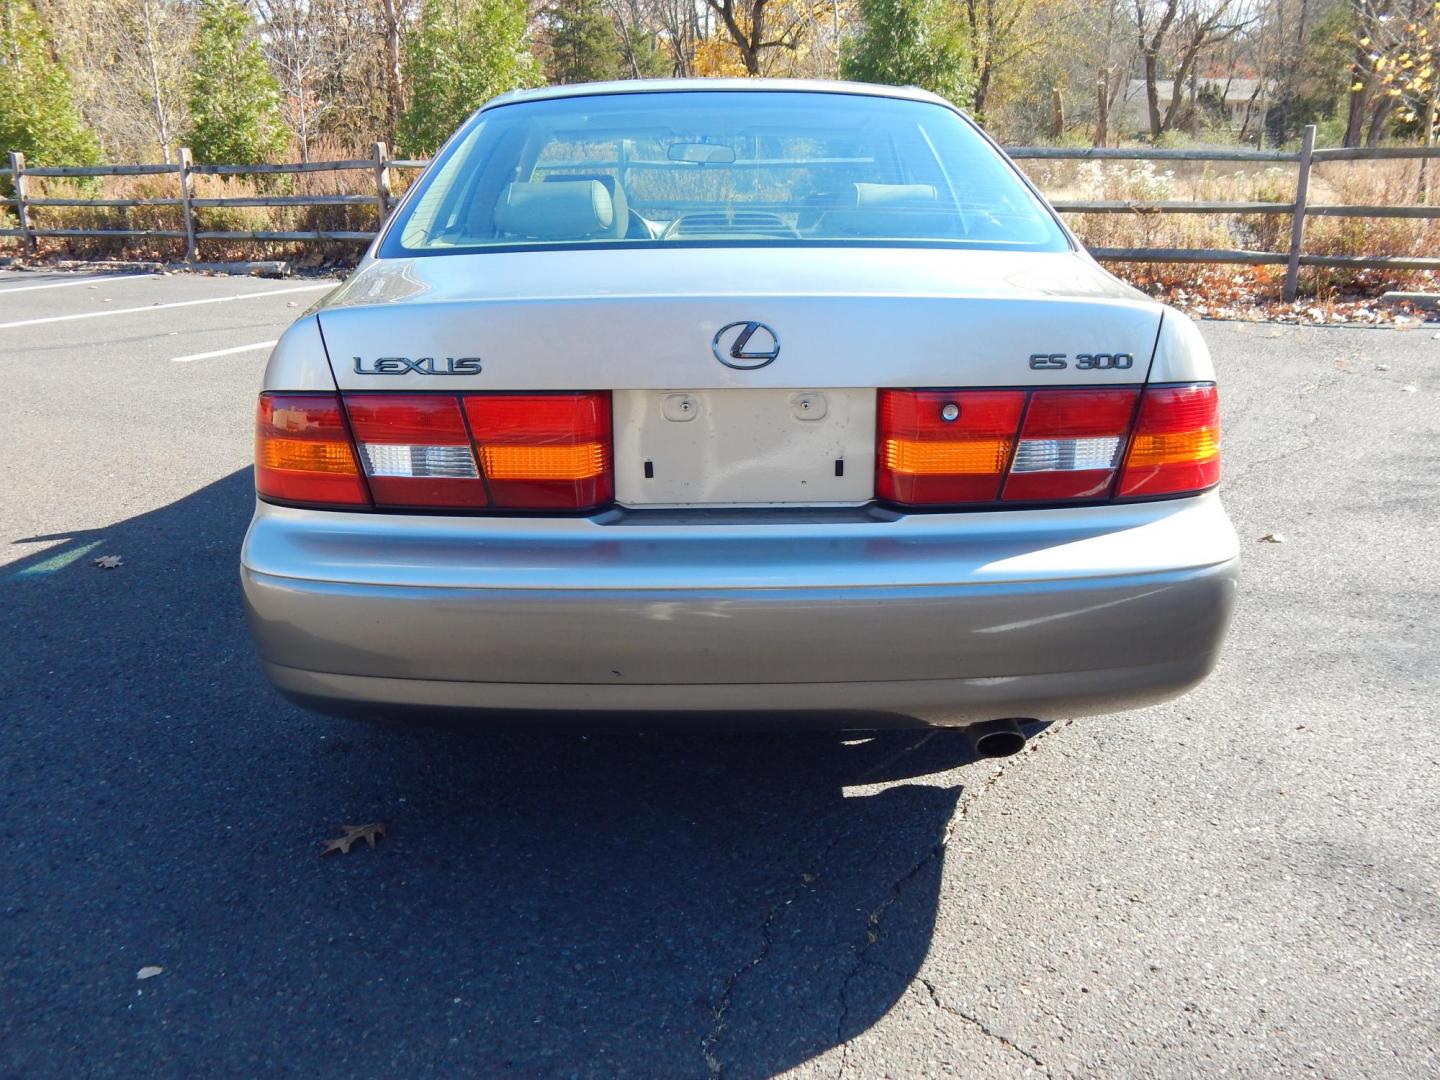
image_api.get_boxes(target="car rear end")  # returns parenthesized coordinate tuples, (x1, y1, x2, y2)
(241, 82, 1237, 729)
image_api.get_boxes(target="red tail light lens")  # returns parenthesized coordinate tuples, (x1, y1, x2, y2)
(463, 393, 612, 510)
(1001, 388, 1139, 502)
(257, 391, 613, 513)
(344, 394, 488, 508)
(1117, 384, 1220, 498)
(878, 383, 1217, 508)
(877, 389, 1026, 504)
(255, 394, 368, 507)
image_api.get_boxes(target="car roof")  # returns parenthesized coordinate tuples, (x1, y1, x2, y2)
(485, 79, 955, 111)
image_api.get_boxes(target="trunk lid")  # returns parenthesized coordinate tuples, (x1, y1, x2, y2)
(317, 248, 1161, 392)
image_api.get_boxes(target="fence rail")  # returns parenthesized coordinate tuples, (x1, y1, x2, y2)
(2, 126, 1438, 299)
(0, 141, 413, 259)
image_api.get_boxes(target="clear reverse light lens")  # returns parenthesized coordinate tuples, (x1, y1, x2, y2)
(1009, 436, 1123, 473)
(361, 443, 479, 479)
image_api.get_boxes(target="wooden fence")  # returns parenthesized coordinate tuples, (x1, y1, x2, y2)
(2, 125, 1438, 300)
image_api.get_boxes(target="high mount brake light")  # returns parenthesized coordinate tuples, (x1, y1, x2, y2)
(254, 391, 613, 512)
(877, 384, 1218, 509)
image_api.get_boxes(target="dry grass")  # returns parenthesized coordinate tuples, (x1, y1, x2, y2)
(1022, 156, 1438, 299)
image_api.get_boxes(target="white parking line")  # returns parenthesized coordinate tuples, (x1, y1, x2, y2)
(171, 340, 278, 363)
(0, 282, 334, 331)
(0, 273, 154, 295)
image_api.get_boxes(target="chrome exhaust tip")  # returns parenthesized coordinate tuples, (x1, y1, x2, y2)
(964, 718, 1029, 758)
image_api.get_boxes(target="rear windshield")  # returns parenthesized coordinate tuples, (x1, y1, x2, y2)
(380, 90, 1069, 257)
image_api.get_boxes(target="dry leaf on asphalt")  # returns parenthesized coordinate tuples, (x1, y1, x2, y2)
(1258, 533, 1286, 544)
(320, 822, 387, 857)
(94, 555, 123, 568)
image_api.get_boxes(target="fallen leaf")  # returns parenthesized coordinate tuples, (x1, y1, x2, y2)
(1258, 533, 1286, 544)
(320, 821, 387, 856)
(94, 555, 123, 568)
(137, 966, 163, 980)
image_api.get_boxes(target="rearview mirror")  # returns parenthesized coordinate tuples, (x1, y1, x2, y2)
(666, 142, 736, 164)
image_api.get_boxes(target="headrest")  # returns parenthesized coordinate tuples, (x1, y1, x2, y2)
(543, 173, 628, 238)
(818, 182, 953, 238)
(494, 181, 615, 240)
(851, 183, 939, 208)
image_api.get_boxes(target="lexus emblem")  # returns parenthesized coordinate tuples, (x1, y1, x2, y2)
(712, 321, 780, 369)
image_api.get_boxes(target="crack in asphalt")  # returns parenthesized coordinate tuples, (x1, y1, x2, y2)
(833, 723, 1067, 1078)
(916, 975, 1052, 1076)
(700, 732, 942, 1077)
(1221, 376, 1335, 496)
(700, 828, 853, 1078)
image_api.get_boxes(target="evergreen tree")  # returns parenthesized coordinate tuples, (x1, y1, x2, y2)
(0, 0, 102, 165)
(185, 0, 287, 164)
(841, 0, 973, 109)
(397, 0, 540, 156)
(545, 0, 623, 85)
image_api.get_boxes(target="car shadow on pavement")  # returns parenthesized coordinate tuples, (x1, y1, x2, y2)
(3, 469, 997, 1079)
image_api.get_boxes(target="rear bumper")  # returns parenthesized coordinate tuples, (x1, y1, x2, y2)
(241, 493, 1238, 726)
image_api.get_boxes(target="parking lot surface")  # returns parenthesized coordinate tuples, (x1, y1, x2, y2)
(2, 268, 1438, 1079)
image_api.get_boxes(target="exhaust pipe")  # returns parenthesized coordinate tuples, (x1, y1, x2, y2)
(964, 718, 1029, 758)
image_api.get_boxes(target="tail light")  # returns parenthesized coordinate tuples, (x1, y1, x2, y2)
(346, 393, 488, 508)
(254, 391, 612, 512)
(463, 394, 611, 509)
(1117, 384, 1220, 498)
(1003, 388, 1139, 502)
(255, 394, 368, 507)
(877, 383, 1217, 508)
(877, 390, 1025, 504)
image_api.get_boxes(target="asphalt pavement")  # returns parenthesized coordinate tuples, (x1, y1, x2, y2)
(1, 267, 1437, 1079)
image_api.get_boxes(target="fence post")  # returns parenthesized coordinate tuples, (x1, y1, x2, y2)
(372, 141, 393, 219)
(177, 147, 197, 262)
(8, 151, 34, 253)
(1283, 124, 1316, 302)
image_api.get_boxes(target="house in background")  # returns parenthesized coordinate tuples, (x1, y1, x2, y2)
(1115, 77, 1274, 138)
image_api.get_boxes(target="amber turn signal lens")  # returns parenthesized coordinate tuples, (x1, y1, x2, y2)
(255, 394, 368, 507)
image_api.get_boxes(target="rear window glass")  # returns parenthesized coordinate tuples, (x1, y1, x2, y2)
(381, 90, 1069, 256)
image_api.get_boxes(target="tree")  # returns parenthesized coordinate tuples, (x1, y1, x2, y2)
(1134, 0, 1252, 138)
(0, 0, 102, 165)
(841, 0, 973, 106)
(255, 0, 330, 161)
(623, 0, 703, 75)
(1344, 0, 1438, 148)
(949, 0, 1083, 124)
(702, 0, 791, 75)
(601, 0, 675, 77)
(185, 0, 288, 163)
(397, 0, 540, 156)
(546, 0, 625, 83)
(38, 0, 196, 163)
